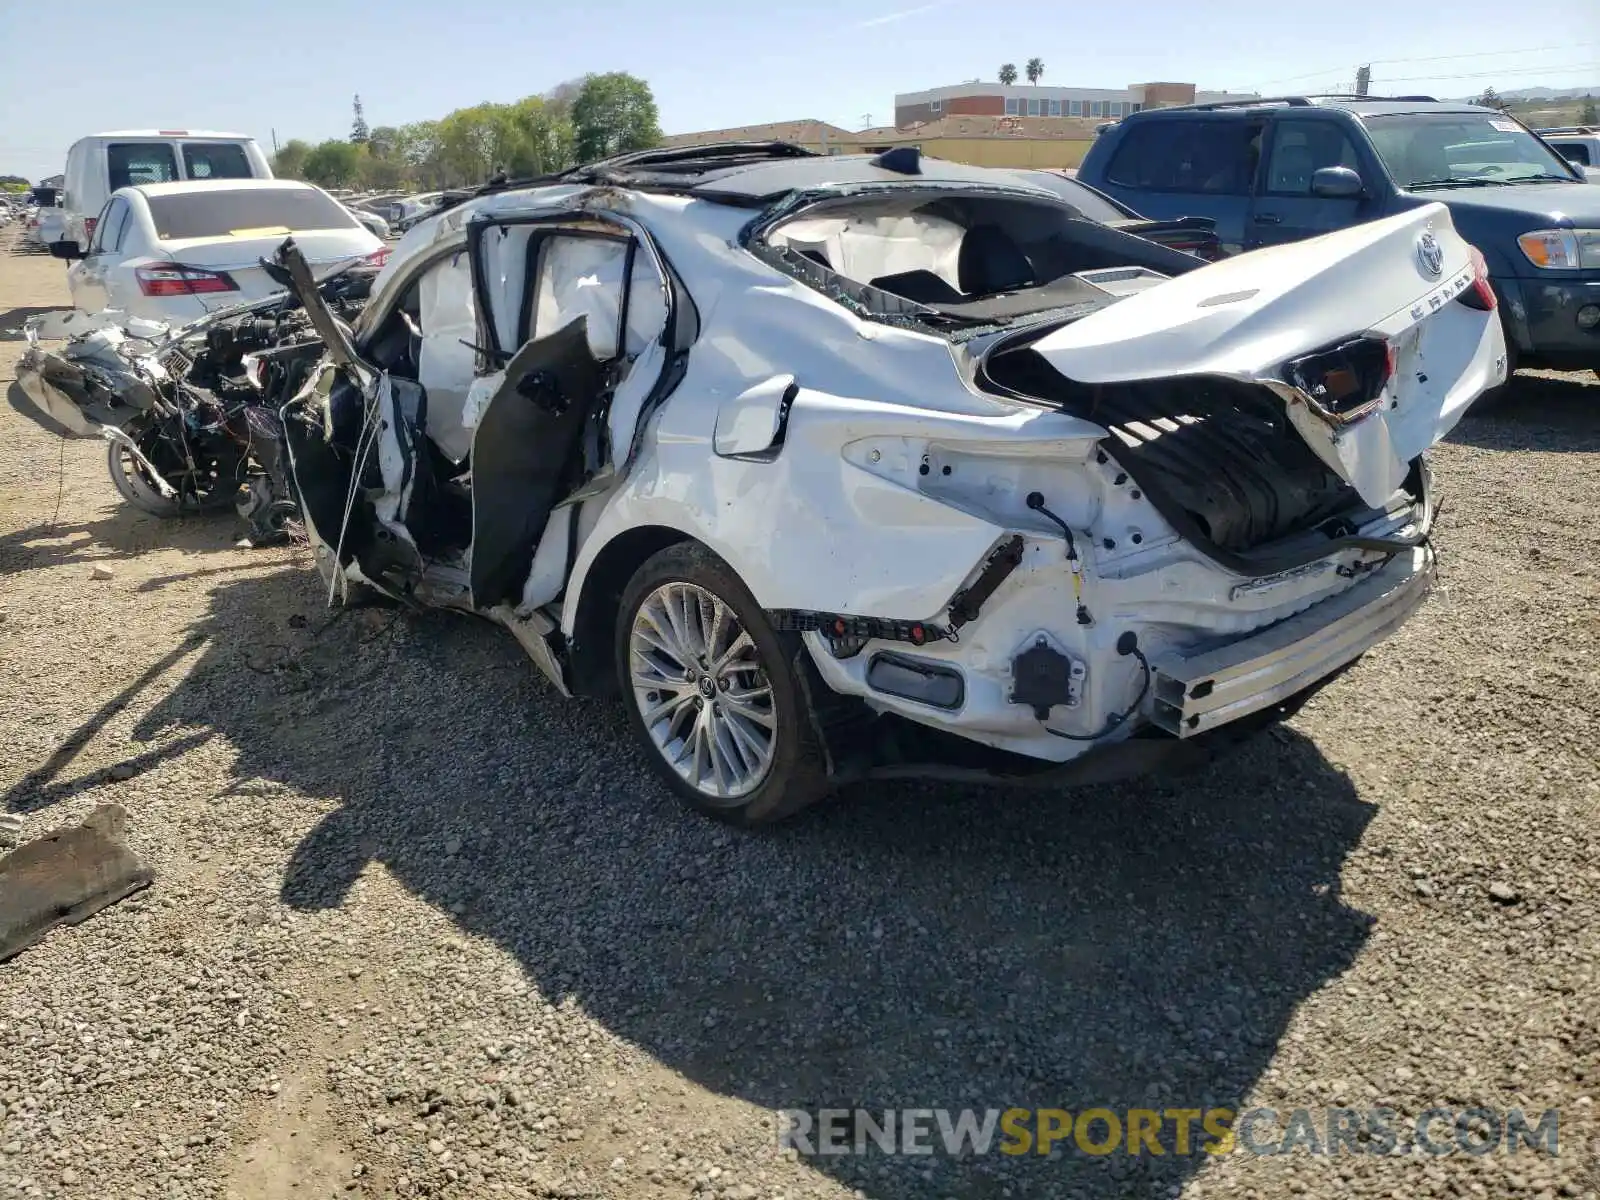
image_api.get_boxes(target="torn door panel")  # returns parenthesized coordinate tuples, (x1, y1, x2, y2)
(469, 318, 606, 610)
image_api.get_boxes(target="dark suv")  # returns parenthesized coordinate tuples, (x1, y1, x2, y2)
(1078, 96, 1600, 375)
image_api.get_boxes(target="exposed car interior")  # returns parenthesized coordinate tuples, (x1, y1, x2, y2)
(289, 222, 670, 609)
(761, 192, 1204, 325)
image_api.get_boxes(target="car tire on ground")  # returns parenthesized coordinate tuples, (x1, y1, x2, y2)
(615, 541, 830, 827)
(105, 438, 240, 517)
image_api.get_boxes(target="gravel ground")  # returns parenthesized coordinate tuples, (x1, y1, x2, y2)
(0, 228, 1596, 1200)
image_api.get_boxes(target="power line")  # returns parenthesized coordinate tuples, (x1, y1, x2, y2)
(1368, 41, 1599, 67)
(1377, 63, 1600, 84)
(1257, 42, 1598, 89)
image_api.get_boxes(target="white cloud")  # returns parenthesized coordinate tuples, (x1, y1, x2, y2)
(849, 0, 958, 29)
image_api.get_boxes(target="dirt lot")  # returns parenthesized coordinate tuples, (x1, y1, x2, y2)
(0, 229, 1597, 1200)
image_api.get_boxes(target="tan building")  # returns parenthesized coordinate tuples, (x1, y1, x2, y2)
(658, 114, 1105, 171)
(657, 120, 862, 156)
(855, 114, 1106, 170)
(894, 80, 1259, 126)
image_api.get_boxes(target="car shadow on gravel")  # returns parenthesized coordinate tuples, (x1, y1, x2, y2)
(89, 566, 1377, 1200)
(1447, 371, 1600, 453)
(0, 504, 258, 577)
(0, 304, 73, 338)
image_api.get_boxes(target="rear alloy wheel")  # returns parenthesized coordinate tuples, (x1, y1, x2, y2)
(616, 543, 829, 826)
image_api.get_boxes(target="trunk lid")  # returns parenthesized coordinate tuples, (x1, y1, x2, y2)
(1029, 203, 1506, 506)
(156, 230, 378, 306)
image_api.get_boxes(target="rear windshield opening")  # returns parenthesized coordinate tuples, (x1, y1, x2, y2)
(109, 143, 179, 190)
(147, 188, 358, 241)
(760, 191, 1200, 329)
(182, 142, 254, 180)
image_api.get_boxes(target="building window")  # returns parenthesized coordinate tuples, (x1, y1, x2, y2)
(1048, 99, 1062, 116)
(930, 98, 942, 113)
(1069, 100, 1082, 117)
(1005, 98, 1020, 116)
(1028, 98, 1041, 116)
(1130, 102, 1142, 113)
(1110, 102, 1124, 118)
(1091, 101, 1104, 117)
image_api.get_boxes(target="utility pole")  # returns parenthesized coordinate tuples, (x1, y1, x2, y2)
(271, 127, 280, 155)
(1355, 65, 1371, 97)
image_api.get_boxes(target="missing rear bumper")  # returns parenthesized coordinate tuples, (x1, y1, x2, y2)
(1149, 548, 1435, 737)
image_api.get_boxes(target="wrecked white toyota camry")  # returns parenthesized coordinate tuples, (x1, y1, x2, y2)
(270, 142, 1505, 825)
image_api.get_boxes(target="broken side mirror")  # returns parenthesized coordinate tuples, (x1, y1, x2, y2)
(48, 240, 85, 260)
(1310, 166, 1365, 200)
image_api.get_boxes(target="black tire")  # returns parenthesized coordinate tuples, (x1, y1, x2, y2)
(615, 541, 830, 827)
(106, 429, 242, 517)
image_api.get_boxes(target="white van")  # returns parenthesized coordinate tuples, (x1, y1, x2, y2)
(59, 131, 273, 248)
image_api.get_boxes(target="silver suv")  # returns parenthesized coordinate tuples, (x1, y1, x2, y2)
(1535, 126, 1600, 175)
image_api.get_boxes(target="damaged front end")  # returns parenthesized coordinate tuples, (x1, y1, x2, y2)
(14, 265, 373, 539)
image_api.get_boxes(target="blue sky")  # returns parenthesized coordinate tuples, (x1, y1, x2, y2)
(1, 0, 1595, 182)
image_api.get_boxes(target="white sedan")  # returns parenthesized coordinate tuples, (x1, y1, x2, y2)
(266, 145, 1505, 824)
(53, 178, 385, 322)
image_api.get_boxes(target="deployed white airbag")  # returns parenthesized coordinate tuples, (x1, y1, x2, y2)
(770, 213, 964, 289)
(531, 237, 666, 361)
(416, 250, 478, 463)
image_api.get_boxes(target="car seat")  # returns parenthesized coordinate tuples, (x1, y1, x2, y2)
(1271, 144, 1316, 193)
(957, 224, 1036, 296)
(1404, 136, 1453, 186)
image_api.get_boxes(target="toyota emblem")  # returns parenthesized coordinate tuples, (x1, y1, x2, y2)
(1417, 230, 1444, 278)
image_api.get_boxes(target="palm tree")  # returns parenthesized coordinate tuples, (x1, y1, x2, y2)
(1026, 58, 1045, 85)
(999, 63, 1018, 86)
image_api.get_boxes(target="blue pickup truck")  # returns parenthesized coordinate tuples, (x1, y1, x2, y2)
(1077, 96, 1600, 378)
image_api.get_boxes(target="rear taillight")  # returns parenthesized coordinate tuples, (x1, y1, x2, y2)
(136, 264, 238, 297)
(361, 247, 390, 270)
(83, 216, 97, 241)
(1458, 244, 1497, 311)
(1283, 335, 1394, 423)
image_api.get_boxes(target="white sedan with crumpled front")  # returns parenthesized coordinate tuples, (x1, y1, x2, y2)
(266, 142, 1504, 826)
(52, 178, 385, 323)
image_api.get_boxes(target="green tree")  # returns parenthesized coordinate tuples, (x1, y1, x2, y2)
(1474, 87, 1508, 112)
(302, 139, 366, 188)
(509, 96, 576, 174)
(1583, 96, 1597, 125)
(396, 121, 446, 189)
(271, 139, 313, 180)
(1025, 58, 1044, 85)
(570, 72, 661, 163)
(544, 78, 585, 115)
(359, 125, 405, 189)
(999, 63, 1018, 86)
(437, 103, 525, 184)
(351, 95, 370, 144)
(367, 124, 399, 160)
